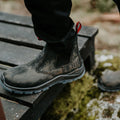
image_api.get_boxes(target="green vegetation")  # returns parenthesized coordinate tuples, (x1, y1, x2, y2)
(41, 54, 120, 120)
(90, 0, 116, 12)
(41, 73, 100, 120)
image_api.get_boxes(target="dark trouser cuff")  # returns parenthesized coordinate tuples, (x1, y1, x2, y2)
(24, 0, 74, 44)
(34, 18, 74, 44)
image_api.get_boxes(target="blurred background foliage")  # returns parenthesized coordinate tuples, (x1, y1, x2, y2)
(90, 0, 116, 12)
(73, 0, 116, 12)
(0, 0, 116, 13)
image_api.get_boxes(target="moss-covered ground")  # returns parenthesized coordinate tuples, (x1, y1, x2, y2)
(41, 53, 120, 120)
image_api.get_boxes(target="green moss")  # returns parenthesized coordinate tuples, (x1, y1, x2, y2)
(41, 73, 100, 120)
(90, 0, 116, 12)
(73, 86, 100, 120)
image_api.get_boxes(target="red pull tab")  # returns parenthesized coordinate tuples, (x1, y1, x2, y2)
(76, 22, 82, 34)
(37, 37, 42, 41)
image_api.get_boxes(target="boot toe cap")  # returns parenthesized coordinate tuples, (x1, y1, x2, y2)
(1, 67, 53, 89)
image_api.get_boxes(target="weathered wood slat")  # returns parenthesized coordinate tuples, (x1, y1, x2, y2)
(0, 12, 98, 38)
(0, 12, 33, 27)
(0, 22, 45, 49)
(78, 26, 98, 38)
(0, 85, 40, 107)
(78, 36, 94, 60)
(0, 41, 40, 66)
(1, 98, 29, 120)
(20, 84, 65, 120)
(0, 37, 89, 67)
(0, 22, 92, 50)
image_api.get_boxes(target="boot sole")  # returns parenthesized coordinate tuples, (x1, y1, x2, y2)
(98, 77, 120, 92)
(0, 64, 85, 95)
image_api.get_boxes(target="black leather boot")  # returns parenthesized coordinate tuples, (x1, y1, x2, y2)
(0, 30, 85, 95)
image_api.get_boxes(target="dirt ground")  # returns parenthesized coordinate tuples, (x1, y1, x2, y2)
(0, 0, 120, 54)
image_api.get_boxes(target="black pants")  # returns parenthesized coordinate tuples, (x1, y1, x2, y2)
(24, 0, 119, 44)
(24, 0, 74, 44)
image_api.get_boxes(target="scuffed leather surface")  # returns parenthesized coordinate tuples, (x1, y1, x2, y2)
(3, 34, 83, 88)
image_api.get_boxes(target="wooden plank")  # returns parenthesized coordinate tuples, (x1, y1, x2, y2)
(0, 12, 33, 27)
(0, 41, 40, 66)
(0, 84, 40, 107)
(0, 22, 93, 50)
(1, 97, 29, 120)
(0, 22, 46, 48)
(21, 84, 65, 120)
(0, 12, 98, 38)
(0, 37, 88, 67)
(78, 26, 98, 38)
(78, 36, 95, 60)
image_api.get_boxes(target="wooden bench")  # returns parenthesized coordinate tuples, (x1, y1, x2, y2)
(0, 12, 98, 120)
